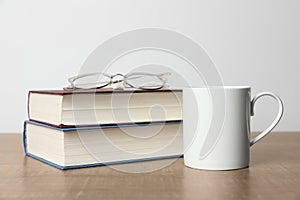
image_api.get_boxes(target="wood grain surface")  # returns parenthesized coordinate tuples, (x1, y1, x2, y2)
(0, 133, 299, 200)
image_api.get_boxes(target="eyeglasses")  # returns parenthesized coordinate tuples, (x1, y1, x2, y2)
(64, 72, 171, 90)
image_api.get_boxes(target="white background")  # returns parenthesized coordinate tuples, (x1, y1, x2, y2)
(0, 0, 299, 132)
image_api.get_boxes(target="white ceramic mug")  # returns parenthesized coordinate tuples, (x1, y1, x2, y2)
(183, 87, 284, 170)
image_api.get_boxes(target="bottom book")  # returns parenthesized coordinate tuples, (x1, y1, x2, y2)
(23, 120, 183, 170)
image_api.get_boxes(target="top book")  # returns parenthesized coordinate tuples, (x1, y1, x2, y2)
(28, 89, 182, 127)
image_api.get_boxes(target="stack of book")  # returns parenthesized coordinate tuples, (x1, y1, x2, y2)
(23, 89, 183, 169)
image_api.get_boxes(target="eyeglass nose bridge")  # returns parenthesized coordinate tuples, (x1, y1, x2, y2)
(110, 73, 125, 84)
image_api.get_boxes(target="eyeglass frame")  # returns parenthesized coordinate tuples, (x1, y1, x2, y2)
(64, 72, 171, 90)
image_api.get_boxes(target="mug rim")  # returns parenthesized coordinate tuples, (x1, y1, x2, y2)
(184, 86, 251, 90)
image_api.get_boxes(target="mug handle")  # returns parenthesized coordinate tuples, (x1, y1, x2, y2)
(250, 92, 284, 146)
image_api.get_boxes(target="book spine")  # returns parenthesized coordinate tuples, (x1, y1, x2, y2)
(23, 121, 28, 154)
(27, 92, 31, 121)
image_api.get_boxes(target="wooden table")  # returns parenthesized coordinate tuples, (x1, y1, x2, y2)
(0, 133, 299, 200)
